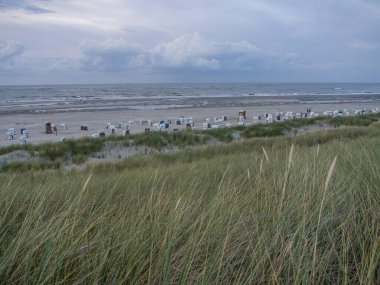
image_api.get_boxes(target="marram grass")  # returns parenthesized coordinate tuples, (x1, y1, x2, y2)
(0, 135, 379, 284)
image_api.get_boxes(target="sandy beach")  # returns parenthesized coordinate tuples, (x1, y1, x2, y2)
(1, 93, 380, 147)
(0, 91, 380, 146)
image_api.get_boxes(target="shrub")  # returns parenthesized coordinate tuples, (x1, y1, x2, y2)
(327, 116, 377, 127)
(201, 128, 233, 142)
(132, 132, 168, 148)
(242, 124, 284, 138)
(72, 154, 87, 164)
(40, 143, 68, 161)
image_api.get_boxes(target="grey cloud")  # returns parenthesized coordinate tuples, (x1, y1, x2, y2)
(152, 33, 222, 69)
(0, 40, 80, 75)
(0, 40, 25, 66)
(0, 0, 27, 9)
(348, 40, 379, 52)
(1, 0, 380, 83)
(0, 0, 51, 13)
(80, 39, 148, 71)
(79, 33, 277, 73)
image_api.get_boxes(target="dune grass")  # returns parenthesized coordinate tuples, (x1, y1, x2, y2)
(1, 113, 380, 170)
(0, 129, 379, 283)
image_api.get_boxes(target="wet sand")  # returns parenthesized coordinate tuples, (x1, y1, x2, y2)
(1, 95, 380, 147)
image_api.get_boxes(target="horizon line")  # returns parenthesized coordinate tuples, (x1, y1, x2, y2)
(1, 81, 380, 87)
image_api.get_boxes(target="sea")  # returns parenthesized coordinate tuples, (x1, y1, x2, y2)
(1, 83, 380, 113)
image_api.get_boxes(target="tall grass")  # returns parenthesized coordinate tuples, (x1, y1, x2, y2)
(0, 133, 379, 283)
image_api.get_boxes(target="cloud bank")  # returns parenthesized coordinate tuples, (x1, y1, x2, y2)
(79, 33, 274, 73)
(0, 0, 379, 84)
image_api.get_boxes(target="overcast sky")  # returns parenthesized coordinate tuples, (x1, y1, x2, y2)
(1, 0, 379, 84)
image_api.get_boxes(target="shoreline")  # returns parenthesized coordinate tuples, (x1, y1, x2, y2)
(1, 97, 380, 147)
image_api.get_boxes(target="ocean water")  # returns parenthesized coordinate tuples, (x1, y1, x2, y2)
(1, 83, 380, 112)
(1, 83, 380, 100)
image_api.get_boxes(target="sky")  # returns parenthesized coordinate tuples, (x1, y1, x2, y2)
(0, 0, 380, 84)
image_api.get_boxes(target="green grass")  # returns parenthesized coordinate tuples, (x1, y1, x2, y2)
(0, 160, 61, 172)
(0, 127, 379, 283)
(71, 154, 88, 165)
(132, 131, 207, 148)
(131, 132, 168, 148)
(241, 123, 284, 138)
(0, 137, 103, 161)
(327, 115, 378, 127)
(198, 127, 234, 142)
(88, 124, 380, 173)
(1, 113, 380, 171)
(0, 143, 34, 156)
